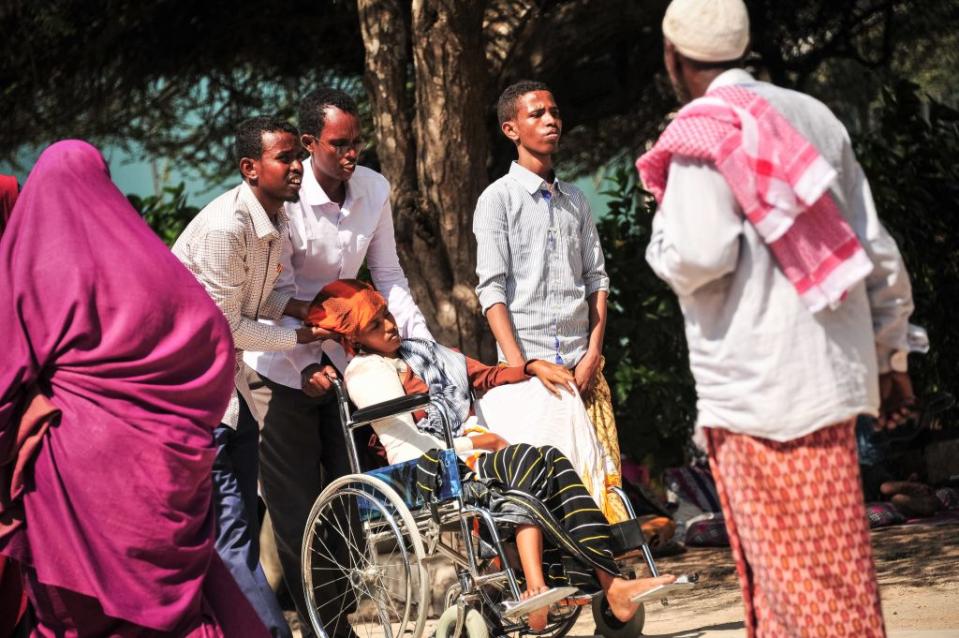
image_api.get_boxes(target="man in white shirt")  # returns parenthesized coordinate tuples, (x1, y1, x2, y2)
(242, 88, 432, 637)
(641, 0, 916, 635)
(173, 116, 325, 637)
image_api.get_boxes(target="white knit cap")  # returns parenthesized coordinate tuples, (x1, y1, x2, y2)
(662, 0, 750, 63)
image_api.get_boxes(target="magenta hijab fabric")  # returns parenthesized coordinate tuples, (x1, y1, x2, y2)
(0, 141, 241, 631)
(0, 174, 17, 237)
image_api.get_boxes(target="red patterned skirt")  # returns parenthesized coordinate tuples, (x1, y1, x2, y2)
(706, 420, 885, 637)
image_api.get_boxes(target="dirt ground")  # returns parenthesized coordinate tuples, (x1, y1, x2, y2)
(572, 518, 959, 636)
(288, 519, 959, 637)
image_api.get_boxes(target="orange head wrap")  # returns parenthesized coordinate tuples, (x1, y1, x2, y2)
(307, 279, 388, 349)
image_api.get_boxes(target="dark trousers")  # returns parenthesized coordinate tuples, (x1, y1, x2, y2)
(244, 368, 354, 638)
(212, 400, 291, 638)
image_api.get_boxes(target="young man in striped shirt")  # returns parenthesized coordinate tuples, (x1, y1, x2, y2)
(473, 81, 628, 523)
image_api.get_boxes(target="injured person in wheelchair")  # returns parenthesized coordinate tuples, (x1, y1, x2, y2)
(307, 279, 675, 630)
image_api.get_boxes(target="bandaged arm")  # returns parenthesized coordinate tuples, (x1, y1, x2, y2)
(345, 354, 474, 464)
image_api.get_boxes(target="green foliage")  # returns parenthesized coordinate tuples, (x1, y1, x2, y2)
(853, 80, 959, 413)
(128, 184, 197, 246)
(597, 161, 697, 474)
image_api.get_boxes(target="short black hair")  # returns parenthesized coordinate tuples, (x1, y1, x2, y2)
(234, 116, 298, 164)
(298, 87, 359, 136)
(496, 80, 552, 125)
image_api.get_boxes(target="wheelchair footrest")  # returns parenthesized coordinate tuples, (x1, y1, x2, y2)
(609, 518, 647, 556)
(500, 586, 579, 620)
(629, 574, 696, 604)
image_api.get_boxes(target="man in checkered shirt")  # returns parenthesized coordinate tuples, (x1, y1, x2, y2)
(173, 115, 327, 637)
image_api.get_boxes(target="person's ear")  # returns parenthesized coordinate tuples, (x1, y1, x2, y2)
(501, 120, 520, 145)
(663, 39, 678, 75)
(342, 336, 357, 356)
(239, 157, 258, 184)
(301, 133, 319, 154)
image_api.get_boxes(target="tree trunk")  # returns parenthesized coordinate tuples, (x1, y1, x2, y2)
(358, 0, 495, 359)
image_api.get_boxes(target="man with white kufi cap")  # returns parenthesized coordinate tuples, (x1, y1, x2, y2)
(638, 0, 918, 635)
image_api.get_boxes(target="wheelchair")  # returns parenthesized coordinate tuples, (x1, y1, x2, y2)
(301, 378, 679, 638)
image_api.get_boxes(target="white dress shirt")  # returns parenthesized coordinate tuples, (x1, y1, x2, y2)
(172, 182, 295, 427)
(645, 69, 914, 444)
(473, 162, 610, 367)
(244, 159, 432, 388)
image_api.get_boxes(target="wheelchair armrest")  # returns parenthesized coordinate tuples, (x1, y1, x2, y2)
(351, 392, 431, 424)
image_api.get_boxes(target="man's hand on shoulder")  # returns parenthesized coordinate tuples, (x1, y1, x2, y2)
(301, 363, 339, 398)
(295, 325, 338, 344)
(877, 371, 916, 430)
(526, 360, 576, 397)
(284, 298, 310, 320)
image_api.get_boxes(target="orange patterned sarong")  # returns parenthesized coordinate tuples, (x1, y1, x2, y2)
(582, 358, 629, 524)
(706, 421, 886, 638)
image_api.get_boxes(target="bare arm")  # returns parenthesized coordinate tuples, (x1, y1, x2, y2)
(573, 290, 607, 393)
(485, 303, 525, 366)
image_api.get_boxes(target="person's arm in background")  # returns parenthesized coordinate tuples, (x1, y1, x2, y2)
(645, 157, 744, 298)
(367, 195, 434, 341)
(839, 130, 916, 428)
(464, 355, 574, 397)
(573, 191, 611, 393)
(474, 188, 524, 366)
(484, 304, 525, 366)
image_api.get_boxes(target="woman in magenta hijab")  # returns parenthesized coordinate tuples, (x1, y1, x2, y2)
(0, 141, 269, 636)
(0, 174, 17, 236)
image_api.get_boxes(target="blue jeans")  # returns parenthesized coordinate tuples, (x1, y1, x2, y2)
(212, 401, 291, 638)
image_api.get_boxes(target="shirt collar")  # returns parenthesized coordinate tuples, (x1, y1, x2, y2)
(239, 181, 286, 240)
(707, 68, 756, 92)
(300, 157, 363, 211)
(507, 161, 564, 197)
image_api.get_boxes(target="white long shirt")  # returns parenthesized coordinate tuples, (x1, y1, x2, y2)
(645, 69, 914, 444)
(244, 160, 432, 387)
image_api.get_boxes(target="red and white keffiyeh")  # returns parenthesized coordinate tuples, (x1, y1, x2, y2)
(637, 85, 873, 312)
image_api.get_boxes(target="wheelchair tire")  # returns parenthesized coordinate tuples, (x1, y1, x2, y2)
(592, 594, 645, 638)
(301, 474, 429, 638)
(435, 607, 489, 638)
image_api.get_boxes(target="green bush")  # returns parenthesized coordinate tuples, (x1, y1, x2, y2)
(128, 183, 197, 246)
(854, 81, 959, 413)
(599, 80, 959, 472)
(598, 161, 697, 474)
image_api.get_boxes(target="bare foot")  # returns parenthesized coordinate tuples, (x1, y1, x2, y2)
(522, 586, 550, 631)
(605, 575, 676, 622)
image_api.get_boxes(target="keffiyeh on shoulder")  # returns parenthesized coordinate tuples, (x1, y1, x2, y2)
(637, 85, 873, 313)
(398, 338, 471, 440)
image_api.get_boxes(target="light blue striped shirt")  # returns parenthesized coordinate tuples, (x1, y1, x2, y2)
(473, 162, 609, 367)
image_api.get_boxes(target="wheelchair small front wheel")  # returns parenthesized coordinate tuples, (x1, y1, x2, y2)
(435, 606, 489, 638)
(592, 594, 645, 638)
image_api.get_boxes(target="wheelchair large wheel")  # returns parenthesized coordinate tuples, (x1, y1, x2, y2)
(302, 474, 430, 638)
